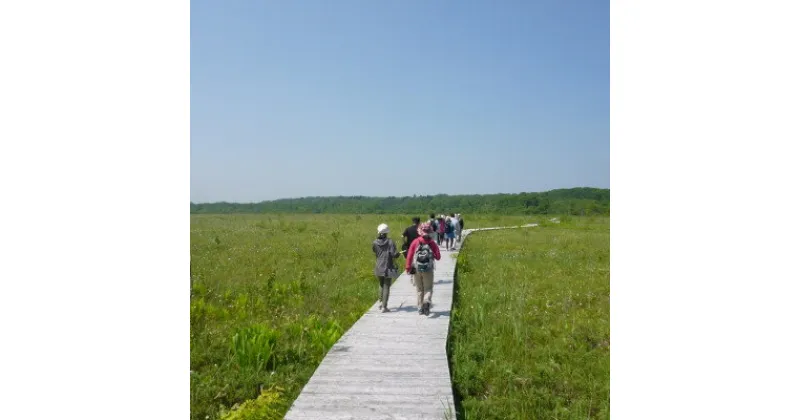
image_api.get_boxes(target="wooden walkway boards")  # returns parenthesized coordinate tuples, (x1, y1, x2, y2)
(284, 226, 536, 420)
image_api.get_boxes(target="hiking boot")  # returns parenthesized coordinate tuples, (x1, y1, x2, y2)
(422, 302, 431, 316)
(418, 308, 424, 315)
(381, 307, 390, 313)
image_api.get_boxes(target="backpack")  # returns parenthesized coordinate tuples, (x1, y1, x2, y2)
(429, 218, 438, 232)
(413, 240, 434, 272)
(445, 219, 454, 234)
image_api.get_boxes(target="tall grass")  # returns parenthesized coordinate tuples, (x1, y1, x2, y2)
(191, 213, 546, 419)
(449, 217, 610, 419)
(190, 213, 581, 419)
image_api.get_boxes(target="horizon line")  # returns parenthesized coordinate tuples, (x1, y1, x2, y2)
(190, 186, 610, 205)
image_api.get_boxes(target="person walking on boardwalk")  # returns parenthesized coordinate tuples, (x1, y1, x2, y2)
(457, 213, 465, 242)
(445, 213, 457, 251)
(452, 213, 462, 244)
(373, 223, 400, 313)
(401, 217, 420, 258)
(437, 214, 446, 246)
(405, 222, 441, 315)
(427, 213, 439, 244)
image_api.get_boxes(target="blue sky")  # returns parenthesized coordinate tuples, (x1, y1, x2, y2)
(191, 0, 609, 203)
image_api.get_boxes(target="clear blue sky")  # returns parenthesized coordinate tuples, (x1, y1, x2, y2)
(190, 0, 609, 203)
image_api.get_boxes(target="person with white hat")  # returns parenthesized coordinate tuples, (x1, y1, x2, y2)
(372, 223, 400, 313)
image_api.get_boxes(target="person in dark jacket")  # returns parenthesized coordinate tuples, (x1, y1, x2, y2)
(457, 213, 465, 242)
(401, 217, 420, 258)
(436, 214, 446, 246)
(373, 223, 400, 313)
(427, 213, 439, 244)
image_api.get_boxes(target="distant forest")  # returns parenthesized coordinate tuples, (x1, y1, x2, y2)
(190, 187, 610, 216)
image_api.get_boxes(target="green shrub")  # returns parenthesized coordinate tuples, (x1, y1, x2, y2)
(219, 387, 288, 420)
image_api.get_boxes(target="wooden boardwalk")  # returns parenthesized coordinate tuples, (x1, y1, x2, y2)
(284, 226, 536, 420)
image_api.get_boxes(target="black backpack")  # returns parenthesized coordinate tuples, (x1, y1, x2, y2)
(414, 241, 434, 272)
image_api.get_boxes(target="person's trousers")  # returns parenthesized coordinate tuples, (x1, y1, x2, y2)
(376, 276, 392, 308)
(413, 270, 434, 308)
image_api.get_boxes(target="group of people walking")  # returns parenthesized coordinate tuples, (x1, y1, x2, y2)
(371, 214, 465, 315)
(422, 213, 463, 251)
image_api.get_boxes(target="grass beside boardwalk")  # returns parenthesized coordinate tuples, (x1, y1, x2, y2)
(449, 217, 610, 419)
(190, 213, 544, 420)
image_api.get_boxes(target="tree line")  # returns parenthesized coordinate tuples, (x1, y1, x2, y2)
(190, 188, 609, 216)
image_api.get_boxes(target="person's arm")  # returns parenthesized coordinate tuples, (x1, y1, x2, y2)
(405, 240, 417, 272)
(432, 242, 442, 260)
(390, 239, 400, 259)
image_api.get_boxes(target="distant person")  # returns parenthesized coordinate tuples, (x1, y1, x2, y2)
(405, 222, 441, 316)
(453, 213, 462, 244)
(373, 223, 400, 313)
(437, 214, 446, 246)
(442, 214, 451, 250)
(457, 214, 465, 242)
(427, 213, 439, 244)
(401, 217, 421, 258)
(445, 213, 457, 250)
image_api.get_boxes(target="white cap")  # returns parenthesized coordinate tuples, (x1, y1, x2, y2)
(377, 223, 390, 234)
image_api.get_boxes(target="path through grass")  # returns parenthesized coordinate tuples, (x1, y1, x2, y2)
(190, 213, 543, 419)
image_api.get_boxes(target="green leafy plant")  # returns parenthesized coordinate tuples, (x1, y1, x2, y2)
(231, 325, 279, 371)
(304, 315, 343, 358)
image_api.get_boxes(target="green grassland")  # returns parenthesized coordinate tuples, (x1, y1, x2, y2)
(449, 217, 610, 419)
(190, 213, 546, 420)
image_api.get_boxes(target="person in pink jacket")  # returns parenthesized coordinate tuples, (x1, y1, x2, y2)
(405, 222, 441, 315)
